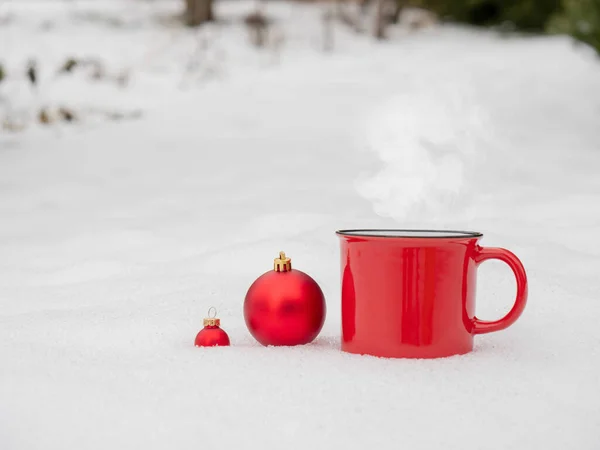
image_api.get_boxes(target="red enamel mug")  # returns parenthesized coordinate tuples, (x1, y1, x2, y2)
(336, 229, 528, 358)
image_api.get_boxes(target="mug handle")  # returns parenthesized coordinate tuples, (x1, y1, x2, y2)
(472, 247, 528, 335)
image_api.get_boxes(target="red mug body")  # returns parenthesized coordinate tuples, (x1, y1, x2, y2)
(336, 230, 528, 359)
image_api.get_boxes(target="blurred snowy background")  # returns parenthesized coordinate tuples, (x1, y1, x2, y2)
(1, 0, 599, 449)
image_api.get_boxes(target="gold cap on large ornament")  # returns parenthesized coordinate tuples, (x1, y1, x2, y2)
(274, 251, 292, 272)
(203, 307, 221, 327)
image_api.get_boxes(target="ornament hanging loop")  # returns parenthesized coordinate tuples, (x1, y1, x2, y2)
(204, 307, 220, 327)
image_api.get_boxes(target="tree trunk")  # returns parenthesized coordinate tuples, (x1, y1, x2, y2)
(374, 0, 386, 39)
(392, 0, 404, 24)
(185, 0, 214, 27)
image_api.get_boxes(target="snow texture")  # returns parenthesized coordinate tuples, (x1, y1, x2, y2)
(1, 1, 600, 449)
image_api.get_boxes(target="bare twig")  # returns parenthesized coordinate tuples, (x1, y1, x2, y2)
(38, 108, 52, 124)
(244, 2, 270, 48)
(322, 5, 335, 52)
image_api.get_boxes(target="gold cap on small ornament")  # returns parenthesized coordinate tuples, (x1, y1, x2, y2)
(274, 251, 292, 272)
(203, 306, 220, 327)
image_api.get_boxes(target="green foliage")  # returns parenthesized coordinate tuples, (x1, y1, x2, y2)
(407, 0, 600, 55)
(548, 0, 600, 54)
(415, 0, 562, 31)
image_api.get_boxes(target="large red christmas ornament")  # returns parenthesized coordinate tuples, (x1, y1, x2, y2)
(194, 307, 230, 347)
(244, 251, 326, 346)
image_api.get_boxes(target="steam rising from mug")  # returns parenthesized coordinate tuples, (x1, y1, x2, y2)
(356, 81, 494, 225)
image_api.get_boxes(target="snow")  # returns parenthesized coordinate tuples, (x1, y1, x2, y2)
(1, 1, 600, 449)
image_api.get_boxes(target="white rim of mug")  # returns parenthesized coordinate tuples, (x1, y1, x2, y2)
(335, 229, 484, 239)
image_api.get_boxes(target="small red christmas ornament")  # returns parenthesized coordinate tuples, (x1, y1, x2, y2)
(194, 307, 230, 347)
(244, 251, 326, 346)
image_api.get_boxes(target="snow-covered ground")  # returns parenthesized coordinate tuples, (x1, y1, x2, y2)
(1, 1, 600, 449)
